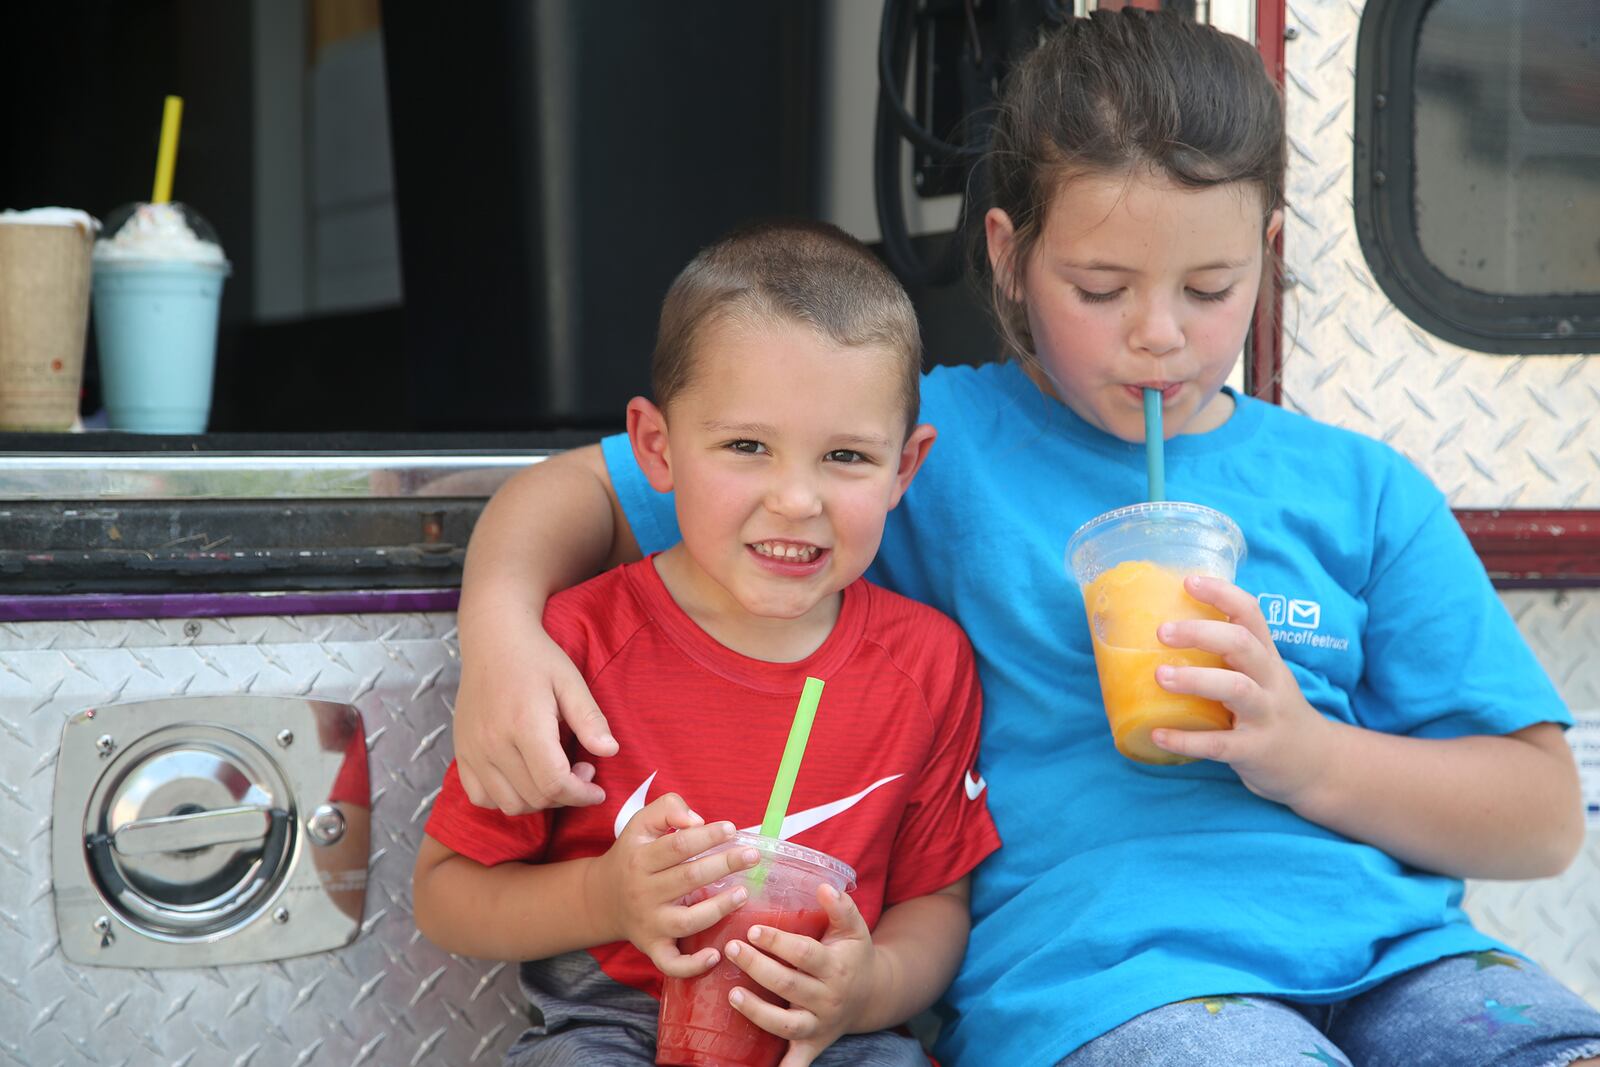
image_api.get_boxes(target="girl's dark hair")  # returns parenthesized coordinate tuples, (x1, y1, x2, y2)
(984, 9, 1287, 368)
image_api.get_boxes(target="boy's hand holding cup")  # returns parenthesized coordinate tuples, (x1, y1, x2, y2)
(656, 833, 859, 1067)
(723, 880, 877, 1066)
(591, 794, 759, 977)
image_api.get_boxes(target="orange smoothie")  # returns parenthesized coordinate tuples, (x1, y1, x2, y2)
(1083, 560, 1233, 764)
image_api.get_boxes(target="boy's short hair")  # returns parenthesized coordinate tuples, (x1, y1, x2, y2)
(652, 220, 923, 435)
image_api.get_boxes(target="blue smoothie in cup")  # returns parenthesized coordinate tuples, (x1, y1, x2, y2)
(92, 202, 230, 434)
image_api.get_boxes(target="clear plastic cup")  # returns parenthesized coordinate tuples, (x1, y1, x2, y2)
(657, 833, 856, 1067)
(91, 202, 230, 434)
(1066, 502, 1247, 765)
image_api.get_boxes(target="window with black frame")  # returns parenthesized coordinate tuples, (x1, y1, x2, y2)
(1354, 0, 1599, 354)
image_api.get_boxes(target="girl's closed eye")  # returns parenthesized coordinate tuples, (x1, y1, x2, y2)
(1187, 284, 1236, 303)
(1075, 287, 1123, 305)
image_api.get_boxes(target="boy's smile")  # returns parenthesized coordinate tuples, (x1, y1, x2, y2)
(749, 538, 826, 569)
(628, 317, 934, 662)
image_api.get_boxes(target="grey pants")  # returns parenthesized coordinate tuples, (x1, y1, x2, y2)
(504, 1019, 928, 1067)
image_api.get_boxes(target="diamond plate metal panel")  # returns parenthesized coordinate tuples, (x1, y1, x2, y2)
(1280, 0, 1600, 509)
(0, 612, 526, 1067)
(1463, 590, 1600, 1010)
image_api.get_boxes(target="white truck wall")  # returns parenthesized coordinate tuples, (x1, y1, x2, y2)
(1278, 0, 1600, 1007)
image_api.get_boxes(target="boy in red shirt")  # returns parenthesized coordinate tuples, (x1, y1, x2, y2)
(414, 221, 999, 1066)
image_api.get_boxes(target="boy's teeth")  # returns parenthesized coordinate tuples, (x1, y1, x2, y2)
(753, 541, 820, 562)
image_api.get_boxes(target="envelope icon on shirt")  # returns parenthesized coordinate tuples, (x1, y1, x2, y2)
(1287, 599, 1321, 630)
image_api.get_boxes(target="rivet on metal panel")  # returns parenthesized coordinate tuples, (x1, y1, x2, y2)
(1283, 271, 1300, 289)
(1373, 171, 1387, 187)
(1284, 25, 1299, 40)
(1375, 93, 1387, 109)
(420, 511, 445, 543)
(418, 509, 454, 554)
(183, 620, 201, 639)
(277, 729, 295, 748)
(1556, 319, 1575, 338)
(94, 915, 115, 947)
(306, 804, 348, 846)
(273, 907, 290, 924)
(95, 734, 115, 758)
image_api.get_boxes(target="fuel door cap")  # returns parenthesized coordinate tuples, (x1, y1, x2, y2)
(85, 725, 293, 937)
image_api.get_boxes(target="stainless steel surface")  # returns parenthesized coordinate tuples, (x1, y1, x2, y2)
(81, 722, 292, 944)
(1277, 3, 1599, 1002)
(1, 614, 522, 1065)
(1464, 589, 1600, 1009)
(1281, 0, 1599, 509)
(0, 451, 549, 501)
(55, 699, 371, 966)
(1280, 0, 1599, 1002)
(307, 803, 348, 846)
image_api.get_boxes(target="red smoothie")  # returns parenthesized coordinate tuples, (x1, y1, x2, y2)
(656, 904, 830, 1067)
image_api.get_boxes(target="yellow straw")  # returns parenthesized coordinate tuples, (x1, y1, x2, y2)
(151, 96, 184, 204)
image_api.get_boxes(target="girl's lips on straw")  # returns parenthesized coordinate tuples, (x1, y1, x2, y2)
(1126, 382, 1181, 403)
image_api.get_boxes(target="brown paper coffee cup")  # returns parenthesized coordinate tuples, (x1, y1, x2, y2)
(0, 220, 95, 431)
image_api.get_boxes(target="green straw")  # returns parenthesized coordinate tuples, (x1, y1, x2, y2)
(1143, 388, 1166, 502)
(747, 677, 826, 892)
(760, 676, 826, 839)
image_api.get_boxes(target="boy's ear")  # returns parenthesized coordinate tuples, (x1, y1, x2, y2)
(626, 396, 674, 492)
(887, 423, 937, 509)
(984, 207, 1020, 300)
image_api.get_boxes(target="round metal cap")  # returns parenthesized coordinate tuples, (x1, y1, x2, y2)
(85, 725, 294, 937)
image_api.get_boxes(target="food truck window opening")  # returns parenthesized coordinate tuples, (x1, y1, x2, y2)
(1353, 0, 1600, 355)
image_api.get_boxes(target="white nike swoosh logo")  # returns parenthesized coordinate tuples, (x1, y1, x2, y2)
(964, 771, 986, 801)
(612, 771, 902, 841)
(739, 775, 902, 840)
(614, 771, 658, 839)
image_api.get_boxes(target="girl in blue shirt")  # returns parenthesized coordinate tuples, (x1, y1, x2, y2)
(448, 10, 1599, 1066)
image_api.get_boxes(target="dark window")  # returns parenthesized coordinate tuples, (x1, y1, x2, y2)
(1354, 0, 1600, 354)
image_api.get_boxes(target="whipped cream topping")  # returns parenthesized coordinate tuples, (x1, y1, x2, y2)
(93, 202, 225, 265)
(0, 207, 100, 233)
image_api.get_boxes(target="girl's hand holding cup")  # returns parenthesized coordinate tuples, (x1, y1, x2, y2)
(589, 794, 760, 978)
(1148, 575, 1334, 807)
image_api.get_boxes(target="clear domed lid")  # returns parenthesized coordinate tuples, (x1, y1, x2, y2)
(94, 201, 227, 266)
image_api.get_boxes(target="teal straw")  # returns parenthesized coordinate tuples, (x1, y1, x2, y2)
(1143, 388, 1166, 502)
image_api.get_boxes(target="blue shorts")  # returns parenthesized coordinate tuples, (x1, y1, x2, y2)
(1057, 953, 1600, 1067)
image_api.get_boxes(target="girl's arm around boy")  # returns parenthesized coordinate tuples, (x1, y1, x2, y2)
(452, 447, 633, 814)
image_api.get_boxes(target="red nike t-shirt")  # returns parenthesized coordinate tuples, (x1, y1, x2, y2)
(426, 556, 1000, 1000)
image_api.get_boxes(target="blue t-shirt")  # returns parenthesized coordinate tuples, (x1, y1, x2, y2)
(601, 361, 1570, 1065)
